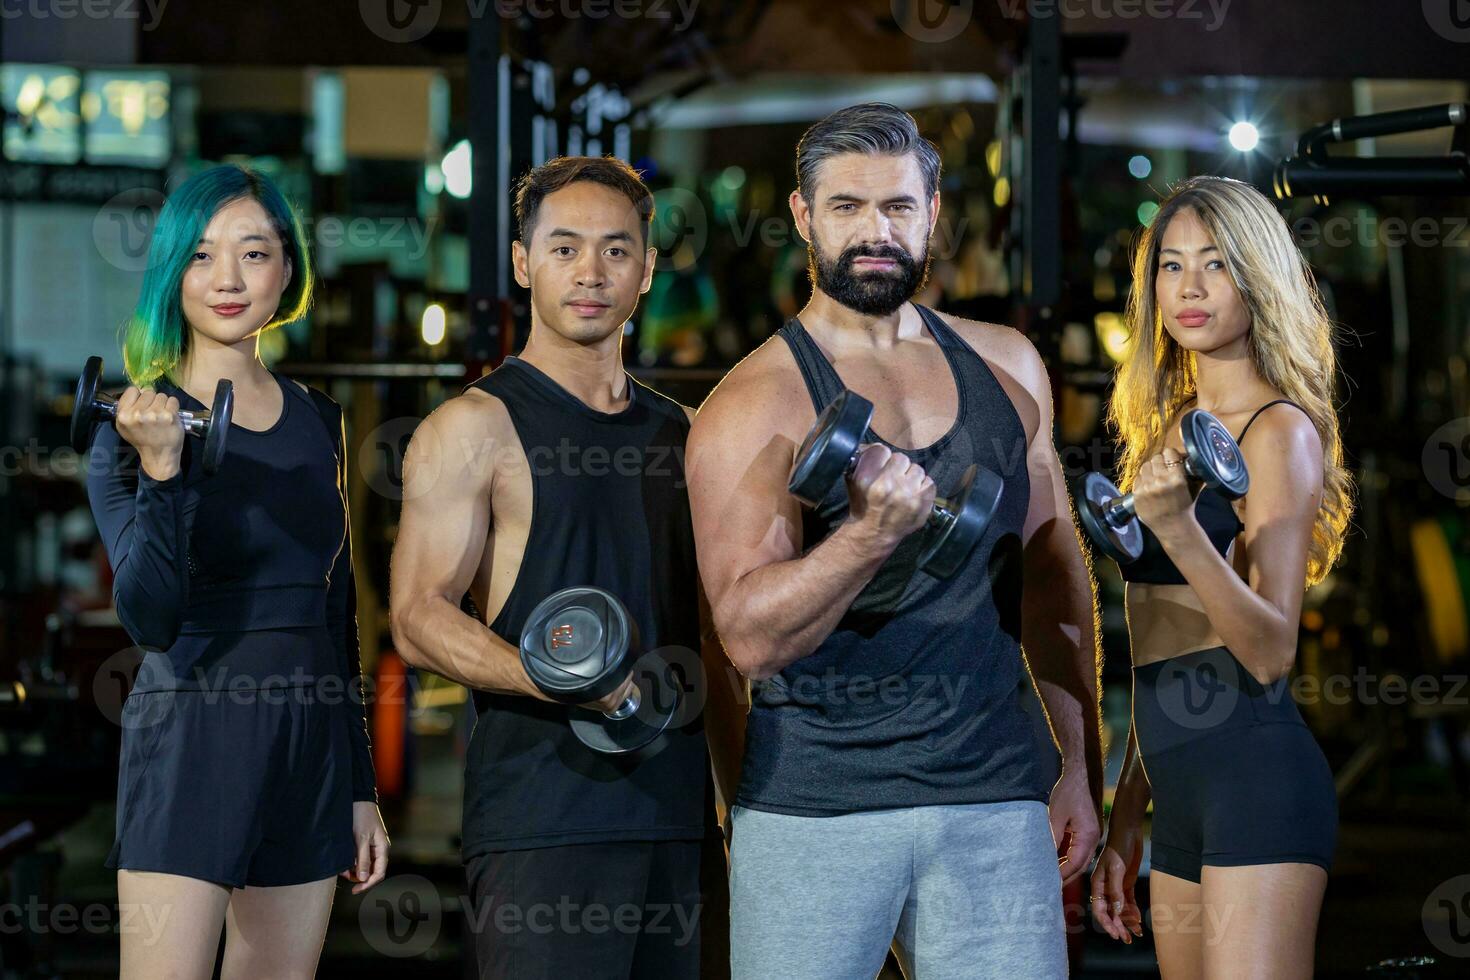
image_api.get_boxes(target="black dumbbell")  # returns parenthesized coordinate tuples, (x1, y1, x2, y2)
(71, 355, 233, 475)
(519, 586, 680, 755)
(787, 388, 1003, 579)
(1077, 408, 1251, 564)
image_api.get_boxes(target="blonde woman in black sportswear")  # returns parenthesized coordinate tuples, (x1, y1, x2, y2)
(1090, 176, 1352, 979)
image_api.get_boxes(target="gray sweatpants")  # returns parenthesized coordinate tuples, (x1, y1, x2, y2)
(728, 800, 1067, 980)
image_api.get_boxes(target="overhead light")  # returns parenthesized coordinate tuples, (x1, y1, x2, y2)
(441, 139, 472, 199)
(421, 303, 447, 346)
(1229, 121, 1260, 152)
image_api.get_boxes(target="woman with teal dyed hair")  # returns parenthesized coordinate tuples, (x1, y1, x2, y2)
(82, 163, 390, 978)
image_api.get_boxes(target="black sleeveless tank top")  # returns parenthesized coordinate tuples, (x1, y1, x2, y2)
(1119, 400, 1307, 585)
(736, 305, 1059, 816)
(459, 356, 711, 857)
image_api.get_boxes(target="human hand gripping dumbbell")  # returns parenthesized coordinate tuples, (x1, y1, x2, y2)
(1077, 409, 1250, 564)
(519, 587, 681, 755)
(71, 355, 234, 476)
(788, 389, 1003, 578)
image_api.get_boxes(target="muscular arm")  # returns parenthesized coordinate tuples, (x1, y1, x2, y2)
(1155, 408, 1321, 685)
(682, 407, 748, 814)
(686, 364, 899, 681)
(388, 393, 546, 698)
(1011, 339, 1105, 806)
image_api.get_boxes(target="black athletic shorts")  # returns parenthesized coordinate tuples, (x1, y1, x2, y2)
(464, 835, 730, 980)
(106, 683, 355, 889)
(1133, 645, 1337, 883)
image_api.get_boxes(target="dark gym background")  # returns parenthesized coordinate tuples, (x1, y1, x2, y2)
(1, 2, 1468, 977)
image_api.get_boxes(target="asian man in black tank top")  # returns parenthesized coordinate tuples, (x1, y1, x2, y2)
(389, 157, 743, 980)
(687, 104, 1104, 978)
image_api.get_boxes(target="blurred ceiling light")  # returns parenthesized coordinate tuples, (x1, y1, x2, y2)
(442, 139, 472, 199)
(1228, 121, 1260, 152)
(422, 303, 447, 346)
(1095, 312, 1132, 364)
(985, 140, 1003, 178)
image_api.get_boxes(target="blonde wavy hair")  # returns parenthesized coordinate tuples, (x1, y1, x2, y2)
(1106, 176, 1353, 586)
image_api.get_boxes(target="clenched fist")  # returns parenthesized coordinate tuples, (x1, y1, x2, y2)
(1130, 446, 1195, 535)
(114, 387, 184, 481)
(845, 443, 936, 552)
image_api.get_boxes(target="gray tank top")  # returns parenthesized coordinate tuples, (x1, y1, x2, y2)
(736, 305, 1059, 815)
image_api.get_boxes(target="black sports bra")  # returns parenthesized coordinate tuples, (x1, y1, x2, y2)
(1119, 400, 1306, 585)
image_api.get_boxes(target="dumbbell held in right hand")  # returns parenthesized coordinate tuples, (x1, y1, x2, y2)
(787, 389, 1003, 579)
(1077, 409, 1250, 564)
(519, 586, 681, 755)
(71, 355, 233, 475)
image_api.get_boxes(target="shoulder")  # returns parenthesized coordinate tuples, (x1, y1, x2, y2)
(1241, 401, 1321, 459)
(429, 385, 515, 441)
(281, 377, 345, 450)
(1236, 401, 1323, 519)
(281, 374, 326, 401)
(928, 308, 1048, 442)
(688, 337, 810, 456)
(397, 387, 515, 494)
(284, 376, 339, 416)
(929, 309, 1047, 389)
(691, 336, 804, 429)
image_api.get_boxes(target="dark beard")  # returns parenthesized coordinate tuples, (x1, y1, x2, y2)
(808, 234, 931, 316)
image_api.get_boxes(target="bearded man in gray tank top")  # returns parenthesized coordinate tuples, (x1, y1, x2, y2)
(686, 104, 1104, 978)
(390, 157, 744, 980)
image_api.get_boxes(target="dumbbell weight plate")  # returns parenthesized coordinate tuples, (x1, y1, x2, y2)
(1078, 471, 1143, 563)
(1181, 409, 1250, 499)
(788, 389, 874, 506)
(519, 587, 678, 755)
(70, 356, 104, 453)
(568, 658, 681, 755)
(918, 463, 1003, 578)
(520, 587, 634, 703)
(202, 379, 234, 475)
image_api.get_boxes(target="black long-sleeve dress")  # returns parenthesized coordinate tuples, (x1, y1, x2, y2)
(85, 371, 377, 888)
